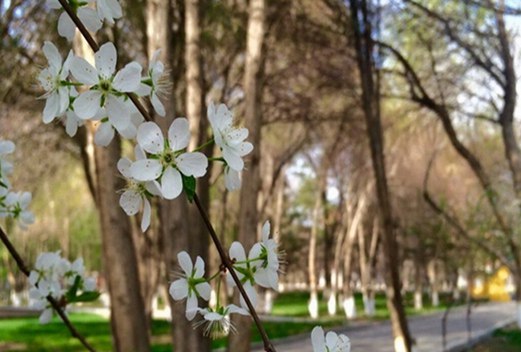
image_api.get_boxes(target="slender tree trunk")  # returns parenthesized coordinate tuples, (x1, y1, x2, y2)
(342, 194, 366, 319)
(308, 178, 323, 319)
(349, 1, 413, 350)
(227, 0, 266, 350)
(94, 140, 151, 352)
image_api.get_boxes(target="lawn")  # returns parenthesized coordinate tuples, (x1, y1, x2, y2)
(471, 325, 521, 351)
(271, 290, 458, 320)
(0, 290, 459, 351)
(0, 312, 337, 351)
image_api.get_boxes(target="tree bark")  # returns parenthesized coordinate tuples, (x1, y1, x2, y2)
(94, 139, 151, 352)
(227, 0, 266, 350)
(349, 1, 413, 350)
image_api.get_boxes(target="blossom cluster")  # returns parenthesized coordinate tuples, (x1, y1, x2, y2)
(37, 38, 252, 230)
(48, 0, 122, 41)
(0, 140, 35, 229)
(116, 104, 252, 231)
(28, 251, 99, 324)
(168, 221, 280, 337)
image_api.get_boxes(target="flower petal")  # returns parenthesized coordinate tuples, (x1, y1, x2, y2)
(129, 159, 162, 181)
(95, 42, 117, 78)
(39, 308, 53, 324)
(160, 167, 183, 200)
(177, 251, 193, 275)
(43, 94, 60, 123)
(70, 57, 98, 85)
(196, 282, 211, 301)
(325, 331, 339, 348)
(168, 118, 190, 151)
(169, 279, 188, 300)
(137, 122, 164, 154)
(78, 8, 102, 33)
(311, 326, 326, 352)
(238, 142, 254, 157)
(57, 12, 76, 41)
(141, 198, 151, 232)
(42, 41, 62, 71)
(113, 62, 142, 92)
(119, 190, 141, 216)
(224, 167, 241, 191)
(194, 256, 205, 278)
(229, 241, 246, 262)
(94, 122, 115, 146)
(239, 282, 257, 310)
(176, 152, 208, 178)
(262, 221, 271, 241)
(117, 157, 132, 178)
(74, 90, 102, 119)
(186, 295, 198, 321)
(106, 96, 131, 130)
(151, 93, 166, 117)
(222, 147, 244, 171)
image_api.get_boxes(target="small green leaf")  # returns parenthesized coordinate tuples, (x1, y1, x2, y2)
(69, 291, 101, 303)
(65, 275, 82, 302)
(182, 175, 196, 202)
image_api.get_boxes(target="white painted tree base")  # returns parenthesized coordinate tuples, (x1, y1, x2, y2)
(414, 291, 423, 310)
(363, 294, 375, 316)
(343, 295, 357, 319)
(327, 292, 337, 315)
(308, 292, 319, 319)
(431, 291, 439, 307)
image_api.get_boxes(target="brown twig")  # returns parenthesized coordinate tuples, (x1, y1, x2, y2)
(0, 226, 97, 352)
(193, 194, 276, 352)
(57, 1, 276, 350)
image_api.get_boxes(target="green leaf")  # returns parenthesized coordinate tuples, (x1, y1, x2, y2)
(65, 275, 82, 302)
(69, 291, 101, 303)
(182, 175, 196, 202)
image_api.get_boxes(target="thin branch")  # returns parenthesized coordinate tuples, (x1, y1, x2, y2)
(193, 194, 276, 352)
(421, 155, 513, 270)
(0, 226, 97, 352)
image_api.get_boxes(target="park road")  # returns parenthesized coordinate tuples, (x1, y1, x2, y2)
(253, 301, 515, 352)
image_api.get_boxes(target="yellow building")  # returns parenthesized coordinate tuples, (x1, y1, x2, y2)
(471, 266, 513, 302)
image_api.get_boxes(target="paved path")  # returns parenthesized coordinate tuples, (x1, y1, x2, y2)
(253, 302, 515, 352)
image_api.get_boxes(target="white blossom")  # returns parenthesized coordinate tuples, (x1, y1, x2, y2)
(249, 221, 280, 290)
(96, 0, 123, 25)
(224, 166, 241, 191)
(0, 191, 35, 229)
(169, 251, 211, 321)
(192, 304, 249, 338)
(227, 241, 258, 310)
(137, 49, 167, 117)
(311, 326, 351, 352)
(47, 1, 102, 41)
(38, 41, 73, 124)
(208, 102, 253, 172)
(71, 42, 141, 131)
(117, 145, 161, 231)
(28, 251, 98, 324)
(130, 119, 208, 199)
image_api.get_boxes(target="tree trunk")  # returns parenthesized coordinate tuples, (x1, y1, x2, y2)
(94, 140, 151, 352)
(342, 194, 366, 319)
(227, 0, 266, 350)
(349, 1, 413, 350)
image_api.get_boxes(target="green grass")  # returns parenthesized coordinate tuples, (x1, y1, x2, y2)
(472, 325, 521, 351)
(271, 290, 457, 320)
(0, 311, 338, 351)
(0, 291, 460, 351)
